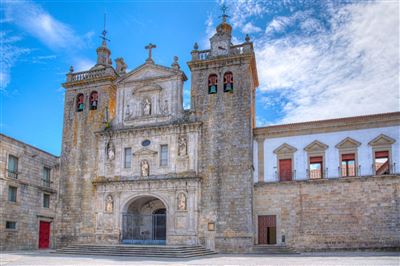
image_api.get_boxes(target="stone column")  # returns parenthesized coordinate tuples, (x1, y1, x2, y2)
(256, 136, 265, 182)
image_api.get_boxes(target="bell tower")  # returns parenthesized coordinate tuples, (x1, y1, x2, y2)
(57, 21, 118, 246)
(188, 6, 259, 252)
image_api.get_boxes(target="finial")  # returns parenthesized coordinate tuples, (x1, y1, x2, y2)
(193, 42, 199, 50)
(220, 3, 229, 23)
(99, 13, 110, 44)
(145, 43, 157, 63)
(69, 66, 74, 73)
(171, 56, 180, 69)
(245, 34, 250, 43)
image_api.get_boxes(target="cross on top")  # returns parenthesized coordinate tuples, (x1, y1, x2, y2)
(145, 43, 157, 63)
(220, 4, 229, 22)
(100, 13, 110, 43)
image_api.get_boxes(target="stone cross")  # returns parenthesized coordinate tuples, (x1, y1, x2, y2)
(145, 43, 157, 63)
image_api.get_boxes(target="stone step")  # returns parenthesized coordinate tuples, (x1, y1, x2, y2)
(251, 245, 299, 254)
(56, 244, 217, 258)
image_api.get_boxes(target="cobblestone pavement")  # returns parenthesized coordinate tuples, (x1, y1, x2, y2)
(0, 250, 399, 266)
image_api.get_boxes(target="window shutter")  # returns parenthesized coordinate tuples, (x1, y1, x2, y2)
(375, 151, 389, 158)
(310, 156, 323, 163)
(342, 153, 355, 160)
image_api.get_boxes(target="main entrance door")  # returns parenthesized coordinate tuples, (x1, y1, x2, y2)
(258, 215, 277, 245)
(39, 221, 51, 249)
(122, 196, 167, 245)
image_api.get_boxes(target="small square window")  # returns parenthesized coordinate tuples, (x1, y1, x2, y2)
(160, 145, 168, 166)
(8, 186, 17, 202)
(6, 221, 16, 230)
(42, 167, 51, 187)
(124, 148, 132, 168)
(43, 194, 50, 208)
(8, 155, 18, 179)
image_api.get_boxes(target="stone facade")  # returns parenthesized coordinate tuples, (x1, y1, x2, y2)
(2, 12, 400, 253)
(188, 19, 258, 252)
(0, 134, 59, 251)
(254, 175, 400, 251)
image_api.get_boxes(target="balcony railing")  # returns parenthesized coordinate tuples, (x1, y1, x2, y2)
(41, 178, 51, 187)
(7, 169, 18, 179)
(306, 168, 328, 179)
(66, 67, 117, 82)
(191, 42, 253, 61)
(274, 170, 296, 181)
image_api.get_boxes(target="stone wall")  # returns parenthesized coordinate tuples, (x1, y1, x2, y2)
(254, 175, 400, 251)
(188, 45, 258, 252)
(0, 134, 59, 251)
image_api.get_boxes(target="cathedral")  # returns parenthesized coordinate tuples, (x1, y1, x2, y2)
(1, 13, 399, 253)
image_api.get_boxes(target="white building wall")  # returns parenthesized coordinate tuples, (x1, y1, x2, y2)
(257, 126, 399, 182)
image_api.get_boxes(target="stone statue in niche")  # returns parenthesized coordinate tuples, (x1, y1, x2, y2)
(143, 98, 151, 116)
(178, 136, 188, 156)
(105, 195, 113, 213)
(161, 100, 169, 115)
(106, 142, 115, 161)
(177, 193, 187, 211)
(125, 104, 133, 120)
(141, 160, 149, 177)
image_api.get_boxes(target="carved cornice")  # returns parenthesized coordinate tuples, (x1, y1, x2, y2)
(93, 176, 201, 192)
(254, 112, 400, 139)
(96, 121, 202, 138)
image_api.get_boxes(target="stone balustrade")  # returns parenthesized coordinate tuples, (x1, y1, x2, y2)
(191, 42, 253, 61)
(66, 67, 116, 82)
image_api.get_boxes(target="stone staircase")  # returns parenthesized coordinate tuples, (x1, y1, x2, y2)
(251, 245, 299, 254)
(56, 244, 217, 258)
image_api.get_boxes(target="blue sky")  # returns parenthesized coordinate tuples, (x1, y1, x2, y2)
(1, 0, 399, 155)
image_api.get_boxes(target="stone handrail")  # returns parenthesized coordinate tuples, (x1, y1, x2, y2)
(66, 68, 116, 82)
(191, 42, 253, 61)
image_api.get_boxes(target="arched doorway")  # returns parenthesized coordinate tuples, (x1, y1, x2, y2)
(122, 196, 167, 245)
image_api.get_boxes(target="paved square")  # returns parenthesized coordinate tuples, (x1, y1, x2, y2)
(1, 251, 399, 266)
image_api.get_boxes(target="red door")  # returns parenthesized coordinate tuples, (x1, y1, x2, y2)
(279, 159, 292, 181)
(258, 215, 277, 245)
(39, 221, 51, 249)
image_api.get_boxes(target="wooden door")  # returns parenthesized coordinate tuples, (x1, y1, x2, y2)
(258, 215, 277, 245)
(39, 221, 51, 249)
(279, 159, 292, 181)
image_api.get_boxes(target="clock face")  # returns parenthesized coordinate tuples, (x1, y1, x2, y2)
(212, 40, 229, 56)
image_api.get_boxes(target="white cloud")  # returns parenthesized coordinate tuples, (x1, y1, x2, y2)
(0, 31, 30, 91)
(242, 22, 262, 34)
(254, 1, 399, 123)
(3, 1, 85, 51)
(74, 58, 96, 72)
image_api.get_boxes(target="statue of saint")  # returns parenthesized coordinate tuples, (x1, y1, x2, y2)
(105, 195, 113, 213)
(178, 136, 187, 156)
(143, 98, 151, 116)
(125, 104, 132, 119)
(177, 193, 186, 211)
(161, 100, 168, 115)
(141, 160, 149, 177)
(107, 142, 115, 160)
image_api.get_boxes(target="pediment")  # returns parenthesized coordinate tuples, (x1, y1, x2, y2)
(118, 63, 186, 83)
(335, 137, 361, 149)
(273, 143, 297, 154)
(368, 134, 396, 146)
(133, 148, 158, 156)
(304, 140, 328, 152)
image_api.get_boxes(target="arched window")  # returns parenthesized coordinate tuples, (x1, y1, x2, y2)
(224, 72, 233, 92)
(89, 91, 98, 110)
(208, 74, 218, 94)
(76, 93, 84, 112)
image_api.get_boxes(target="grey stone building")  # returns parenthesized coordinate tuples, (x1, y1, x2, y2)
(1, 12, 400, 253)
(0, 134, 59, 250)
